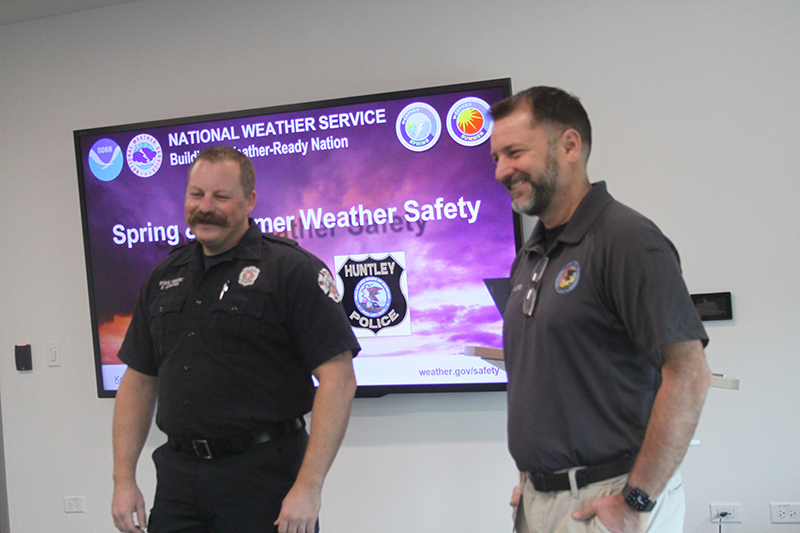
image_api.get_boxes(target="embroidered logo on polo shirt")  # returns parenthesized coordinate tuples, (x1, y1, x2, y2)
(238, 266, 260, 287)
(318, 268, 341, 303)
(554, 261, 580, 294)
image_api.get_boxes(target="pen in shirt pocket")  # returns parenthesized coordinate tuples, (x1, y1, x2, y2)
(219, 280, 229, 300)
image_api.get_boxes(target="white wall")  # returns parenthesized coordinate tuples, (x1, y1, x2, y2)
(0, 1, 798, 532)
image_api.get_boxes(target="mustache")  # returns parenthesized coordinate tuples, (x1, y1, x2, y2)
(502, 171, 532, 191)
(188, 210, 228, 227)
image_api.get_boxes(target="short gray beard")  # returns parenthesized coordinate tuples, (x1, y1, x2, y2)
(511, 145, 559, 217)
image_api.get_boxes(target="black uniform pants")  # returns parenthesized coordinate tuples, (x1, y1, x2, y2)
(148, 429, 314, 533)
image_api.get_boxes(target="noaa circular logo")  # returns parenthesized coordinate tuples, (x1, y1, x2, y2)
(446, 97, 493, 147)
(126, 134, 163, 178)
(395, 102, 441, 152)
(88, 138, 124, 181)
(555, 260, 581, 294)
(354, 276, 392, 318)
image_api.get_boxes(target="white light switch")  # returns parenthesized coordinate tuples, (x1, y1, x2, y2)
(47, 340, 61, 367)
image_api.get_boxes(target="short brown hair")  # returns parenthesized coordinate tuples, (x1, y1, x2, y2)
(491, 86, 592, 162)
(188, 146, 256, 197)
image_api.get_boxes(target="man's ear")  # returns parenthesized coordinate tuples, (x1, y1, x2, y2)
(559, 128, 583, 163)
(246, 190, 257, 214)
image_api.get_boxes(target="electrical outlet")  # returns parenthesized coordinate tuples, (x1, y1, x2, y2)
(63, 496, 84, 513)
(770, 503, 800, 523)
(710, 504, 742, 523)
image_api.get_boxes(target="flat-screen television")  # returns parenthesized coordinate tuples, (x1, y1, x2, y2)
(74, 78, 520, 398)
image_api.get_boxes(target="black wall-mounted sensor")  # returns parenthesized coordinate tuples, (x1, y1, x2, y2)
(15, 344, 32, 371)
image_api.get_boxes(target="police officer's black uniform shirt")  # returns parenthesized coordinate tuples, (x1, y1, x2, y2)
(119, 221, 361, 440)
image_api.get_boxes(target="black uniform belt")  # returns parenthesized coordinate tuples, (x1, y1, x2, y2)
(528, 454, 636, 492)
(168, 418, 304, 460)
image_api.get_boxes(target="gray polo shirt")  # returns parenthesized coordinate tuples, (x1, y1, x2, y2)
(503, 182, 708, 474)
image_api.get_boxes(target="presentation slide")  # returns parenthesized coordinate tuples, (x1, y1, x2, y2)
(76, 79, 518, 397)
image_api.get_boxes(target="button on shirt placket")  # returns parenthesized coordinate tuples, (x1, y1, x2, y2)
(177, 270, 218, 412)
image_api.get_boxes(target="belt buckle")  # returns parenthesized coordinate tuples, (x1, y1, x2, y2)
(192, 439, 213, 459)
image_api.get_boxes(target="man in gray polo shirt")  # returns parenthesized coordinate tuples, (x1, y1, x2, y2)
(489, 86, 711, 533)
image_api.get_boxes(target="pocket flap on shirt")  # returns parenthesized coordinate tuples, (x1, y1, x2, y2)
(213, 293, 265, 317)
(149, 295, 186, 317)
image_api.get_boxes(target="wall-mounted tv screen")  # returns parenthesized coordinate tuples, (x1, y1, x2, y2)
(75, 78, 519, 398)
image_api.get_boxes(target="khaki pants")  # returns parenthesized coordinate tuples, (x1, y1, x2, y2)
(513, 470, 685, 533)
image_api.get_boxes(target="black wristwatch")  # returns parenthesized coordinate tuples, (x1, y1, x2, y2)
(622, 484, 656, 512)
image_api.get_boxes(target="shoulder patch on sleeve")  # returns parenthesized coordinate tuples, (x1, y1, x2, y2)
(318, 268, 342, 302)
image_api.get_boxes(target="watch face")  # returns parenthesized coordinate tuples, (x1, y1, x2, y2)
(624, 486, 655, 512)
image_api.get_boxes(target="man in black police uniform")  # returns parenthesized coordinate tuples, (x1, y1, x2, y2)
(489, 87, 711, 533)
(112, 146, 360, 533)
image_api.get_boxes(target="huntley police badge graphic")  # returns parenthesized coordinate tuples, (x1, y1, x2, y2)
(446, 97, 493, 147)
(335, 252, 411, 337)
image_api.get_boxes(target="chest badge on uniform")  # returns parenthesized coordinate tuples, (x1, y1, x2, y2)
(554, 260, 580, 294)
(238, 266, 261, 287)
(318, 268, 341, 303)
(334, 252, 411, 337)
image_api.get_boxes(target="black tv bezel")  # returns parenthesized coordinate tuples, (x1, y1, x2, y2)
(74, 78, 520, 399)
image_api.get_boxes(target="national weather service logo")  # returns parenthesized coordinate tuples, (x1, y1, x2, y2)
(126, 134, 163, 178)
(554, 260, 580, 294)
(395, 102, 441, 152)
(88, 138, 123, 181)
(446, 97, 493, 147)
(335, 252, 411, 336)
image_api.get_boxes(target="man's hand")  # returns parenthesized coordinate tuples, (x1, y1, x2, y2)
(510, 471, 525, 507)
(274, 481, 321, 533)
(572, 493, 648, 533)
(274, 351, 355, 533)
(111, 479, 147, 533)
(112, 368, 157, 533)
(510, 482, 522, 507)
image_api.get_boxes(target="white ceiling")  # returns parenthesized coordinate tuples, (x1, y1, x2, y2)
(0, 0, 136, 26)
